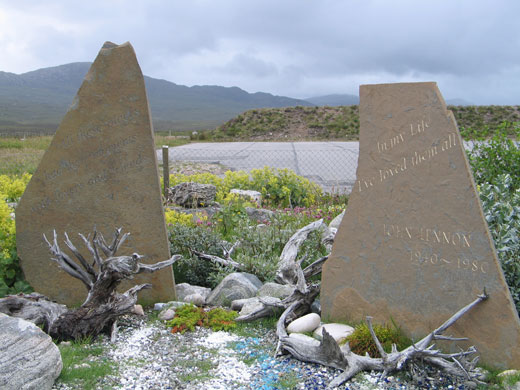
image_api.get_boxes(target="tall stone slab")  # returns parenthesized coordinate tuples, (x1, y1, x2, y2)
(321, 82, 520, 368)
(16, 42, 176, 306)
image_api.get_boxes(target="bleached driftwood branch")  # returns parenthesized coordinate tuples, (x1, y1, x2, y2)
(0, 228, 180, 341)
(191, 241, 245, 271)
(275, 219, 325, 293)
(230, 220, 329, 322)
(276, 291, 488, 389)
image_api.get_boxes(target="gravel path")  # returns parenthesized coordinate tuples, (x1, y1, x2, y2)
(53, 313, 475, 390)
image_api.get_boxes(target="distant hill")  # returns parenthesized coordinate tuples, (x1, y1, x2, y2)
(0, 62, 313, 134)
(446, 98, 473, 106)
(212, 106, 360, 140)
(304, 94, 359, 106)
(212, 105, 520, 141)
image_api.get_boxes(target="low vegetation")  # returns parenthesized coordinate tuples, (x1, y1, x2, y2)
(453, 106, 520, 138)
(166, 304, 238, 333)
(466, 130, 520, 312)
(212, 105, 360, 141)
(0, 136, 52, 176)
(167, 166, 324, 208)
(210, 105, 520, 141)
(345, 321, 411, 358)
(57, 338, 117, 390)
(0, 173, 32, 296)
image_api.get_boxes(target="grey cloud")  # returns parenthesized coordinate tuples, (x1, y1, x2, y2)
(0, 0, 519, 103)
(217, 53, 278, 78)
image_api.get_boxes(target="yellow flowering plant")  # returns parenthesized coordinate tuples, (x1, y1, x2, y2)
(0, 175, 32, 296)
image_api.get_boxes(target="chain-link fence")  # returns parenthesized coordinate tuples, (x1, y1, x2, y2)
(160, 142, 360, 194)
(160, 141, 497, 194)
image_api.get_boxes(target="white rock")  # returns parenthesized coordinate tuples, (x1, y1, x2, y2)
(165, 301, 188, 309)
(0, 313, 62, 390)
(498, 369, 520, 377)
(288, 333, 320, 346)
(287, 313, 321, 334)
(184, 293, 205, 306)
(230, 189, 262, 206)
(231, 297, 257, 311)
(206, 272, 263, 307)
(313, 323, 354, 343)
(175, 283, 212, 302)
(132, 304, 145, 316)
(257, 282, 295, 300)
(158, 309, 176, 321)
(238, 297, 281, 317)
(153, 303, 166, 311)
(238, 298, 262, 316)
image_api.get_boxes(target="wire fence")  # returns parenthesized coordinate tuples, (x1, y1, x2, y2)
(160, 141, 508, 194)
(0, 130, 55, 138)
(160, 143, 360, 194)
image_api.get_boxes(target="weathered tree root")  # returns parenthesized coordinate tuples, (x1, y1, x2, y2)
(276, 292, 488, 389)
(0, 228, 180, 341)
(192, 219, 329, 322)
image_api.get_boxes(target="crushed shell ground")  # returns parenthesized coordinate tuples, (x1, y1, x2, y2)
(52, 313, 480, 390)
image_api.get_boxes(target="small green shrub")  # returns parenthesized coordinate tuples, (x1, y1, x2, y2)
(167, 304, 205, 333)
(164, 208, 208, 227)
(250, 167, 322, 208)
(479, 174, 520, 312)
(207, 307, 238, 331)
(0, 173, 31, 202)
(0, 175, 32, 297)
(213, 195, 251, 238)
(166, 304, 237, 333)
(345, 321, 411, 358)
(467, 128, 520, 191)
(168, 167, 323, 208)
(168, 224, 227, 288)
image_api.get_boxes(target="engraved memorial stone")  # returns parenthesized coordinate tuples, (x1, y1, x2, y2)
(321, 82, 520, 368)
(16, 42, 176, 306)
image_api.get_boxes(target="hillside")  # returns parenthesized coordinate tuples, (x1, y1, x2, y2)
(213, 105, 520, 141)
(0, 62, 312, 135)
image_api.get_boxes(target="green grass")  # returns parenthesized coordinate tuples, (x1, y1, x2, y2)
(0, 134, 191, 175)
(211, 105, 520, 141)
(57, 339, 117, 390)
(0, 136, 50, 175)
(230, 316, 278, 338)
(154, 134, 191, 148)
(277, 370, 301, 389)
(0, 136, 53, 150)
(476, 365, 520, 389)
(176, 347, 219, 382)
(0, 148, 45, 175)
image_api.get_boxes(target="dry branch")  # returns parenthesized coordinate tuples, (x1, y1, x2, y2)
(191, 245, 245, 271)
(232, 220, 329, 322)
(0, 228, 179, 341)
(276, 291, 489, 389)
(275, 219, 325, 292)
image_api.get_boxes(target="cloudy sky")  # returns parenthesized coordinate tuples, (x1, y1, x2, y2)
(0, 0, 519, 104)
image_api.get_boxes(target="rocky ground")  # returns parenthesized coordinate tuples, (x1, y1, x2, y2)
(52, 311, 478, 390)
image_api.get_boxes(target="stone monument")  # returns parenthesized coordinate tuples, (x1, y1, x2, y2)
(321, 82, 520, 368)
(16, 42, 176, 306)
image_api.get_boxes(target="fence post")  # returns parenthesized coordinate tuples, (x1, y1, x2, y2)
(162, 145, 169, 200)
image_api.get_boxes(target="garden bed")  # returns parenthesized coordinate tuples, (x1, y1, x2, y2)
(52, 311, 473, 390)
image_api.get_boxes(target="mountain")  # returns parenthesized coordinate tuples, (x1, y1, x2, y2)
(0, 63, 313, 133)
(446, 98, 473, 106)
(304, 94, 359, 106)
(305, 94, 475, 108)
